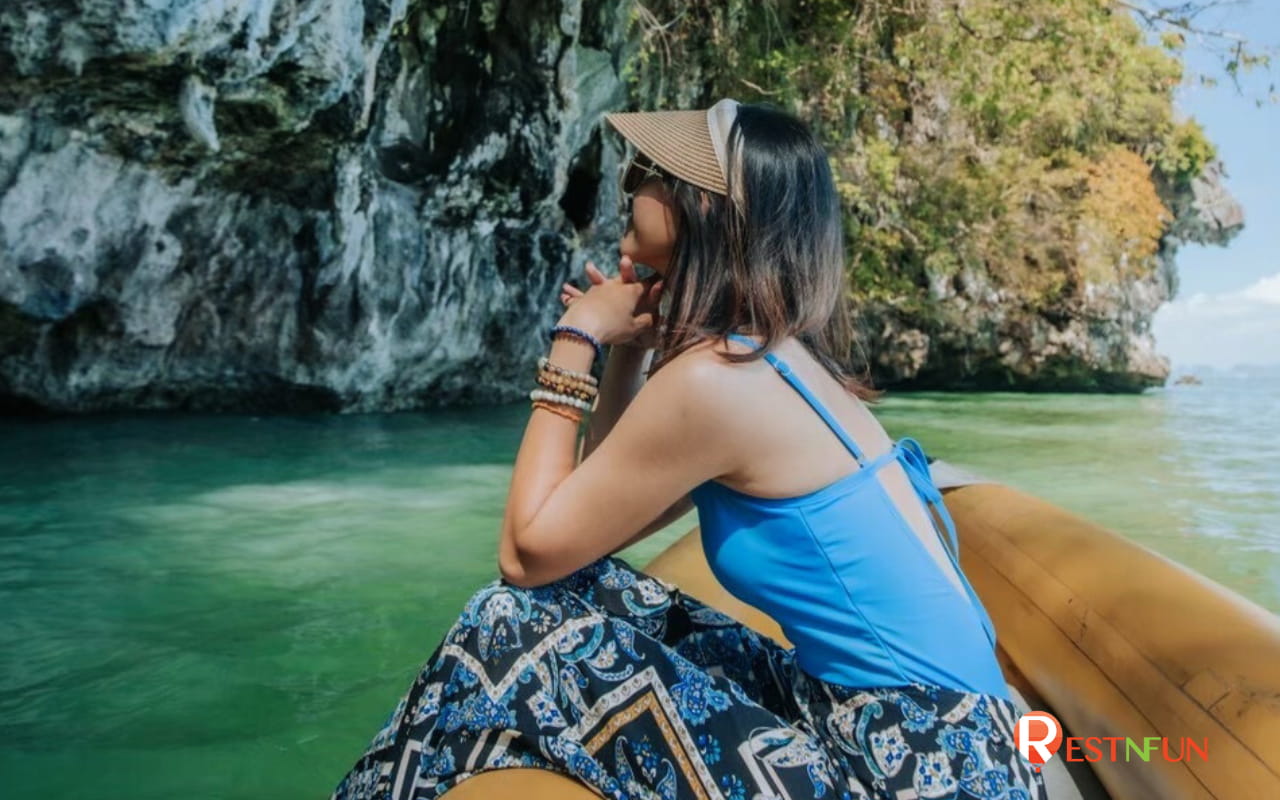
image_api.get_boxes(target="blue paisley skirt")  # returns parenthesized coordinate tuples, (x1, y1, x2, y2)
(330, 555, 1048, 800)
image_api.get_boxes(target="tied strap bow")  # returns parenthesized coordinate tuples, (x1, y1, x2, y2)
(894, 437, 997, 649)
(894, 437, 960, 564)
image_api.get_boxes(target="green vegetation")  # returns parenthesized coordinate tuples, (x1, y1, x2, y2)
(625, 0, 1218, 308)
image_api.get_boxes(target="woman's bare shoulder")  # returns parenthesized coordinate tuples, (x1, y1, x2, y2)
(652, 336, 758, 380)
(641, 337, 763, 425)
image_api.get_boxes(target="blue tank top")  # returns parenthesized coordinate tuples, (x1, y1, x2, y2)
(689, 333, 1009, 700)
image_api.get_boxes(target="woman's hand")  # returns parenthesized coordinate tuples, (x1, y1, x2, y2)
(559, 255, 663, 350)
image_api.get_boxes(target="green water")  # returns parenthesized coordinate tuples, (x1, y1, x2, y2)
(2, 376, 1277, 798)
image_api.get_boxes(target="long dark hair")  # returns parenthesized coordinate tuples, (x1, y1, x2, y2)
(643, 102, 878, 402)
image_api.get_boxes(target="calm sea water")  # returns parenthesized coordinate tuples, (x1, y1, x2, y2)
(2, 372, 1277, 798)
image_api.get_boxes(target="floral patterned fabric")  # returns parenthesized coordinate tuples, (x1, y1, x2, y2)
(330, 555, 1048, 800)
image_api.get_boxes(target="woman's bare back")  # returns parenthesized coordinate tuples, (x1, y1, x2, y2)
(685, 334, 971, 601)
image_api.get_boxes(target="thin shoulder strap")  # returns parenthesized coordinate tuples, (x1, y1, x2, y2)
(724, 333, 867, 465)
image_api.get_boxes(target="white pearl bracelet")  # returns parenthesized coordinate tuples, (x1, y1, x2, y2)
(529, 388, 593, 411)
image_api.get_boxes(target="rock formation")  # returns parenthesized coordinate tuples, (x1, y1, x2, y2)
(0, 0, 1244, 413)
(860, 166, 1243, 392)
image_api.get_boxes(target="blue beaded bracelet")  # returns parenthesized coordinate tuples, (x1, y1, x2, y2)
(549, 324, 604, 361)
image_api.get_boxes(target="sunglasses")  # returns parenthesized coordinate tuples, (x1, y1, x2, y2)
(618, 153, 671, 197)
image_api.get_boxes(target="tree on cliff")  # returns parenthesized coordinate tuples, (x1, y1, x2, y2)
(626, 0, 1259, 389)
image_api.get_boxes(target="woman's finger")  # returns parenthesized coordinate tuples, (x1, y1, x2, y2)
(584, 261, 607, 285)
(562, 282, 585, 298)
(619, 254, 637, 283)
(647, 279, 664, 304)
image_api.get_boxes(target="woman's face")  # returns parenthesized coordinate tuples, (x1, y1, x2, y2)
(619, 175, 678, 276)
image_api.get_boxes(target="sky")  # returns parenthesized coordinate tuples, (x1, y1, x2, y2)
(1148, 1, 1280, 368)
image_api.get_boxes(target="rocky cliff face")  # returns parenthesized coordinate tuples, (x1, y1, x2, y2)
(861, 164, 1244, 392)
(0, 1, 1244, 414)
(0, 0, 640, 413)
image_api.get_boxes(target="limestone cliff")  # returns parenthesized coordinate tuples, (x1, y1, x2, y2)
(860, 163, 1243, 392)
(0, 0, 1243, 413)
(1, 0, 647, 413)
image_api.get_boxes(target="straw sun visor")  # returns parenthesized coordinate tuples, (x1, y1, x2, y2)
(604, 109, 730, 197)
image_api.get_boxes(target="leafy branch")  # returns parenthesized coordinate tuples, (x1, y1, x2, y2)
(1114, 1, 1275, 98)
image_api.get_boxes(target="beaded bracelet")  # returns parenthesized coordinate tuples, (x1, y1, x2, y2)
(538, 356, 598, 386)
(536, 371, 597, 401)
(549, 324, 604, 361)
(531, 399, 584, 424)
(529, 388, 594, 411)
(536, 363, 598, 400)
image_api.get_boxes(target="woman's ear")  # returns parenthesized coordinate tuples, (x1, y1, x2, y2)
(699, 191, 710, 216)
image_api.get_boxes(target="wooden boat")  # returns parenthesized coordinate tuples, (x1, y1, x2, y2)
(447, 481, 1280, 799)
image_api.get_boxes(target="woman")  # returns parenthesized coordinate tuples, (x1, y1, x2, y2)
(330, 99, 1048, 800)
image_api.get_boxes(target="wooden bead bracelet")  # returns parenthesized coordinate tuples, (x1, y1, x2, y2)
(536, 374, 595, 402)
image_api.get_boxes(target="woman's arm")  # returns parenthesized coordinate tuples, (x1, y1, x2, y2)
(579, 343, 696, 554)
(609, 492, 695, 553)
(499, 264, 698, 584)
(499, 332, 598, 577)
(578, 343, 651, 464)
(499, 343, 728, 587)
